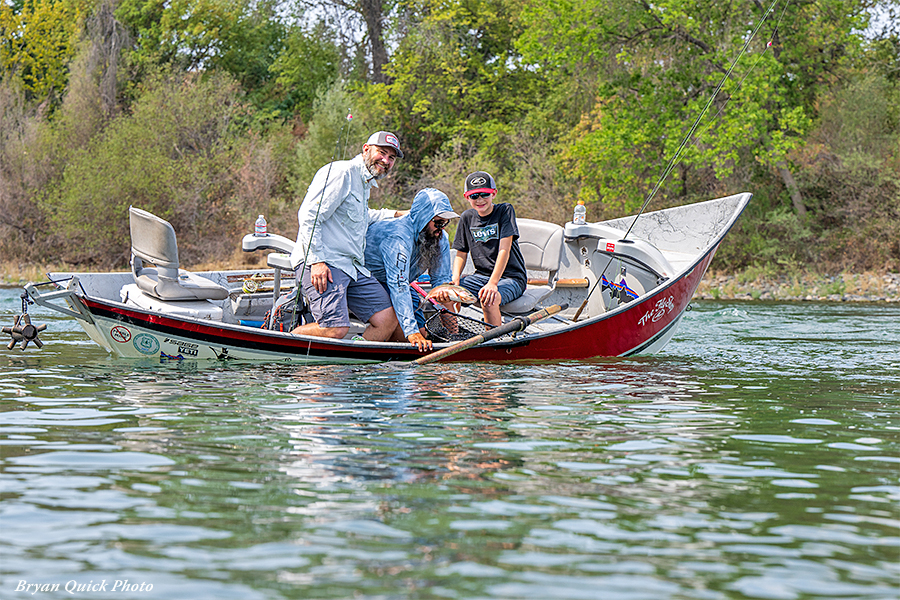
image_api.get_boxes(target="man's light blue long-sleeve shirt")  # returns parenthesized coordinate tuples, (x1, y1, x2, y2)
(290, 154, 392, 278)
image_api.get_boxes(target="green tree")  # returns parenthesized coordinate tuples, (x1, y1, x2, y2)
(115, 0, 286, 95)
(367, 0, 542, 166)
(45, 72, 242, 266)
(518, 0, 873, 215)
(0, 0, 83, 102)
(269, 21, 342, 122)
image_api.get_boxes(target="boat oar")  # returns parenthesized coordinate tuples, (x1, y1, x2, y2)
(415, 304, 567, 365)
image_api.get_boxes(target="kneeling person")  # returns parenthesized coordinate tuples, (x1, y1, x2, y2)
(365, 188, 458, 352)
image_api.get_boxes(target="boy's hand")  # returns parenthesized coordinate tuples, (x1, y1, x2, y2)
(479, 282, 500, 307)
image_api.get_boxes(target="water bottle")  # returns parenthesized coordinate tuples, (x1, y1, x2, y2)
(255, 214, 267, 236)
(573, 201, 586, 225)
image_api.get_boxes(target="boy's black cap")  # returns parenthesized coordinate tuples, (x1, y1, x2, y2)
(464, 171, 497, 197)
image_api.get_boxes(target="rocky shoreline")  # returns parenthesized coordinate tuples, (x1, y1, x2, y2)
(695, 271, 900, 303)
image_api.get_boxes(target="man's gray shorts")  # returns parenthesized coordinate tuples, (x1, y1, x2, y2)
(296, 264, 393, 328)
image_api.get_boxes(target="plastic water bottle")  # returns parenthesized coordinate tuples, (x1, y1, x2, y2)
(573, 201, 586, 225)
(255, 214, 267, 236)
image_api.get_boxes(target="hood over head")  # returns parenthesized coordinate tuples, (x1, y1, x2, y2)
(407, 188, 458, 234)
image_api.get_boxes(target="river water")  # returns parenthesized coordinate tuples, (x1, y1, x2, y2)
(1, 286, 897, 599)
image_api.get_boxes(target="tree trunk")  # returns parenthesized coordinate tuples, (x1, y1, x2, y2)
(777, 160, 806, 219)
(358, 0, 390, 84)
(88, 0, 126, 118)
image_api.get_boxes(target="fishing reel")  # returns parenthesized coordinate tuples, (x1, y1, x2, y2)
(3, 292, 47, 350)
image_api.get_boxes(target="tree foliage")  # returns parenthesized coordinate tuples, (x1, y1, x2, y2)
(0, 0, 897, 273)
(0, 0, 83, 102)
(368, 0, 542, 164)
(269, 21, 342, 122)
(44, 72, 243, 266)
(519, 0, 873, 214)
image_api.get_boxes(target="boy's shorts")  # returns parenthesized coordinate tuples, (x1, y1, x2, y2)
(296, 264, 392, 328)
(459, 273, 525, 306)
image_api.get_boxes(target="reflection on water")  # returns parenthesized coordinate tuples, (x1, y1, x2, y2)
(1, 288, 898, 599)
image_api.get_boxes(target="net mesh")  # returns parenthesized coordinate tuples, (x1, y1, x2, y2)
(424, 311, 494, 342)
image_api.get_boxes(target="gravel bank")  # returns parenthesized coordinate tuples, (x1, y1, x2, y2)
(695, 271, 900, 302)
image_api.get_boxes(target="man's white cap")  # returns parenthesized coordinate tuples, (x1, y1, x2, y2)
(366, 131, 403, 158)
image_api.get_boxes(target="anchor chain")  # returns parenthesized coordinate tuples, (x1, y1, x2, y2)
(3, 292, 47, 350)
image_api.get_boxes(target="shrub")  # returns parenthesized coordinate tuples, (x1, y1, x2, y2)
(45, 72, 243, 267)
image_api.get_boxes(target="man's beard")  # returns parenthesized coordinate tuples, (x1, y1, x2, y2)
(417, 229, 441, 274)
(363, 152, 387, 180)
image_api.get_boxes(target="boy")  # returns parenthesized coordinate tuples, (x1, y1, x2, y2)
(449, 171, 527, 326)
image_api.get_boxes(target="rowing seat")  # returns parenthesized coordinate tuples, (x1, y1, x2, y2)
(129, 207, 228, 302)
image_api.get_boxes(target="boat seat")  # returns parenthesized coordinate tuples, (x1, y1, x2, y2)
(129, 207, 229, 302)
(501, 219, 564, 314)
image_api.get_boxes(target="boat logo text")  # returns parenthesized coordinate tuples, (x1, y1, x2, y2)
(638, 296, 675, 326)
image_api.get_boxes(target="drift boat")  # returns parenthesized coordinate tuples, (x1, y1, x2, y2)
(16, 193, 750, 363)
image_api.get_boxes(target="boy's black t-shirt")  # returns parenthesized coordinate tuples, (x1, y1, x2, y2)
(452, 202, 527, 286)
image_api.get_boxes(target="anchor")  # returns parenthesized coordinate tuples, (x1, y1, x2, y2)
(3, 292, 47, 350)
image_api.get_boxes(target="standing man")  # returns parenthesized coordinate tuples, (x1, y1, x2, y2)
(365, 188, 459, 352)
(450, 171, 527, 326)
(289, 131, 403, 340)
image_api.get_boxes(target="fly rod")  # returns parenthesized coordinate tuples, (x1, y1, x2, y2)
(288, 111, 354, 330)
(572, 0, 785, 321)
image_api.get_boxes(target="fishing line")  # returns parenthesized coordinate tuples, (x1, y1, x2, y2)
(572, 0, 785, 321)
(672, 1, 791, 172)
(289, 111, 354, 330)
(623, 0, 785, 239)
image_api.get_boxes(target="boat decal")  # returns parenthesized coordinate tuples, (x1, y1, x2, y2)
(638, 295, 675, 326)
(601, 275, 638, 301)
(160, 352, 185, 360)
(605, 242, 615, 252)
(164, 338, 198, 356)
(132, 333, 160, 355)
(110, 326, 131, 343)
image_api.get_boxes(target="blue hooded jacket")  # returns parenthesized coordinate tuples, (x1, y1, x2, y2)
(365, 188, 454, 337)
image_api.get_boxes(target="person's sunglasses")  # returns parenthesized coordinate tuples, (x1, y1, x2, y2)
(468, 192, 493, 200)
(432, 218, 450, 229)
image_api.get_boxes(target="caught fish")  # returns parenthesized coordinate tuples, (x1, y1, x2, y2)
(426, 284, 476, 305)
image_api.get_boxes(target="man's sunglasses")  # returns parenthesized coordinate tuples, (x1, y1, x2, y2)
(432, 219, 450, 229)
(467, 192, 493, 200)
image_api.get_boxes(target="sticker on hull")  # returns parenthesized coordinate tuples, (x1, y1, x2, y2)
(133, 333, 160, 355)
(110, 326, 132, 343)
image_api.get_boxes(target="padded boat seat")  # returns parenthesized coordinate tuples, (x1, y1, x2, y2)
(129, 207, 228, 302)
(501, 219, 564, 314)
